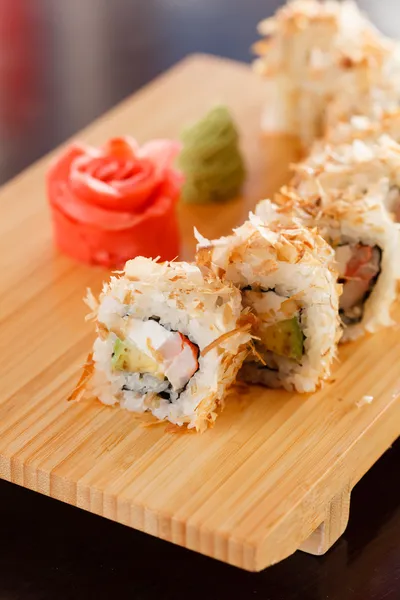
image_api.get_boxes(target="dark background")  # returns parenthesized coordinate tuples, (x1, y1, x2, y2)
(0, 1, 399, 598)
(0, 0, 395, 185)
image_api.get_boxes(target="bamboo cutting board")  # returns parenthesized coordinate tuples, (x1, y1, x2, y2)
(0, 55, 399, 572)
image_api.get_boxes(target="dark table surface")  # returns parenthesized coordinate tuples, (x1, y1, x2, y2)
(0, 1, 399, 598)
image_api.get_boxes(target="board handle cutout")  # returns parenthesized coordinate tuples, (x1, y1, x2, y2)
(300, 485, 351, 556)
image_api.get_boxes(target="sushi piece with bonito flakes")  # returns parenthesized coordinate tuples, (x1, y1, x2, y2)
(81, 257, 252, 432)
(196, 201, 341, 393)
(252, 0, 398, 147)
(293, 136, 400, 226)
(271, 187, 400, 341)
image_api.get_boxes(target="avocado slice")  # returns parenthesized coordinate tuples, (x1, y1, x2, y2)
(261, 317, 304, 361)
(111, 337, 164, 377)
(112, 338, 130, 371)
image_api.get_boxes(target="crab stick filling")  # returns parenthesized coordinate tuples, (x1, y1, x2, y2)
(112, 318, 199, 391)
(336, 243, 381, 325)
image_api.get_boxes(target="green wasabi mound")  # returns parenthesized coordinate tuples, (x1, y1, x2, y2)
(178, 106, 246, 203)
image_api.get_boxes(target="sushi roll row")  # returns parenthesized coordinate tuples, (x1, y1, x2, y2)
(78, 0, 400, 432)
(253, 0, 400, 341)
(82, 207, 342, 430)
(87, 158, 398, 431)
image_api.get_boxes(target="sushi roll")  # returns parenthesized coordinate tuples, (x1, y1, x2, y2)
(196, 202, 341, 393)
(252, 0, 395, 147)
(272, 187, 399, 341)
(293, 136, 400, 225)
(84, 257, 251, 431)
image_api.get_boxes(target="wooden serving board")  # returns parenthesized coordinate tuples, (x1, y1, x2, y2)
(0, 55, 399, 572)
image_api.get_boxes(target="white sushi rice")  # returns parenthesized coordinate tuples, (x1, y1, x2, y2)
(196, 201, 341, 393)
(324, 111, 400, 147)
(87, 257, 251, 431)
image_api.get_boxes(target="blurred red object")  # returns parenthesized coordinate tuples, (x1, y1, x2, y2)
(0, 0, 37, 128)
(47, 137, 182, 268)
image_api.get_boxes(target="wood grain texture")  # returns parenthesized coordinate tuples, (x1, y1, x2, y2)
(299, 485, 351, 555)
(0, 55, 399, 572)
